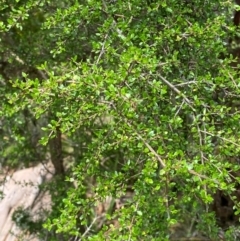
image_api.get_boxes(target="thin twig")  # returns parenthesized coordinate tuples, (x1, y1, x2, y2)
(9, 50, 48, 80)
(200, 130, 240, 147)
(96, 33, 109, 65)
(79, 214, 105, 241)
(188, 169, 219, 185)
(128, 124, 165, 168)
(158, 74, 194, 109)
(174, 81, 197, 86)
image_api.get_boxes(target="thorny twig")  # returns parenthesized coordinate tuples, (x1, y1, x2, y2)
(78, 214, 105, 241)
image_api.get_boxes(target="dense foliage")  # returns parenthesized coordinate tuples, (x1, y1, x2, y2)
(1, 0, 240, 240)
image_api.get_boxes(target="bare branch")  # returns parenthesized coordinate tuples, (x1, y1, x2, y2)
(158, 74, 194, 108)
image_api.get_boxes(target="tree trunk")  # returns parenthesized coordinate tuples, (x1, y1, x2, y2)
(49, 125, 64, 175)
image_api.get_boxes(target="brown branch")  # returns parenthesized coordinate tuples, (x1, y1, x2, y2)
(49, 125, 64, 175)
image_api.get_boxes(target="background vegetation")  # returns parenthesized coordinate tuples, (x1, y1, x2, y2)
(1, 0, 240, 240)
